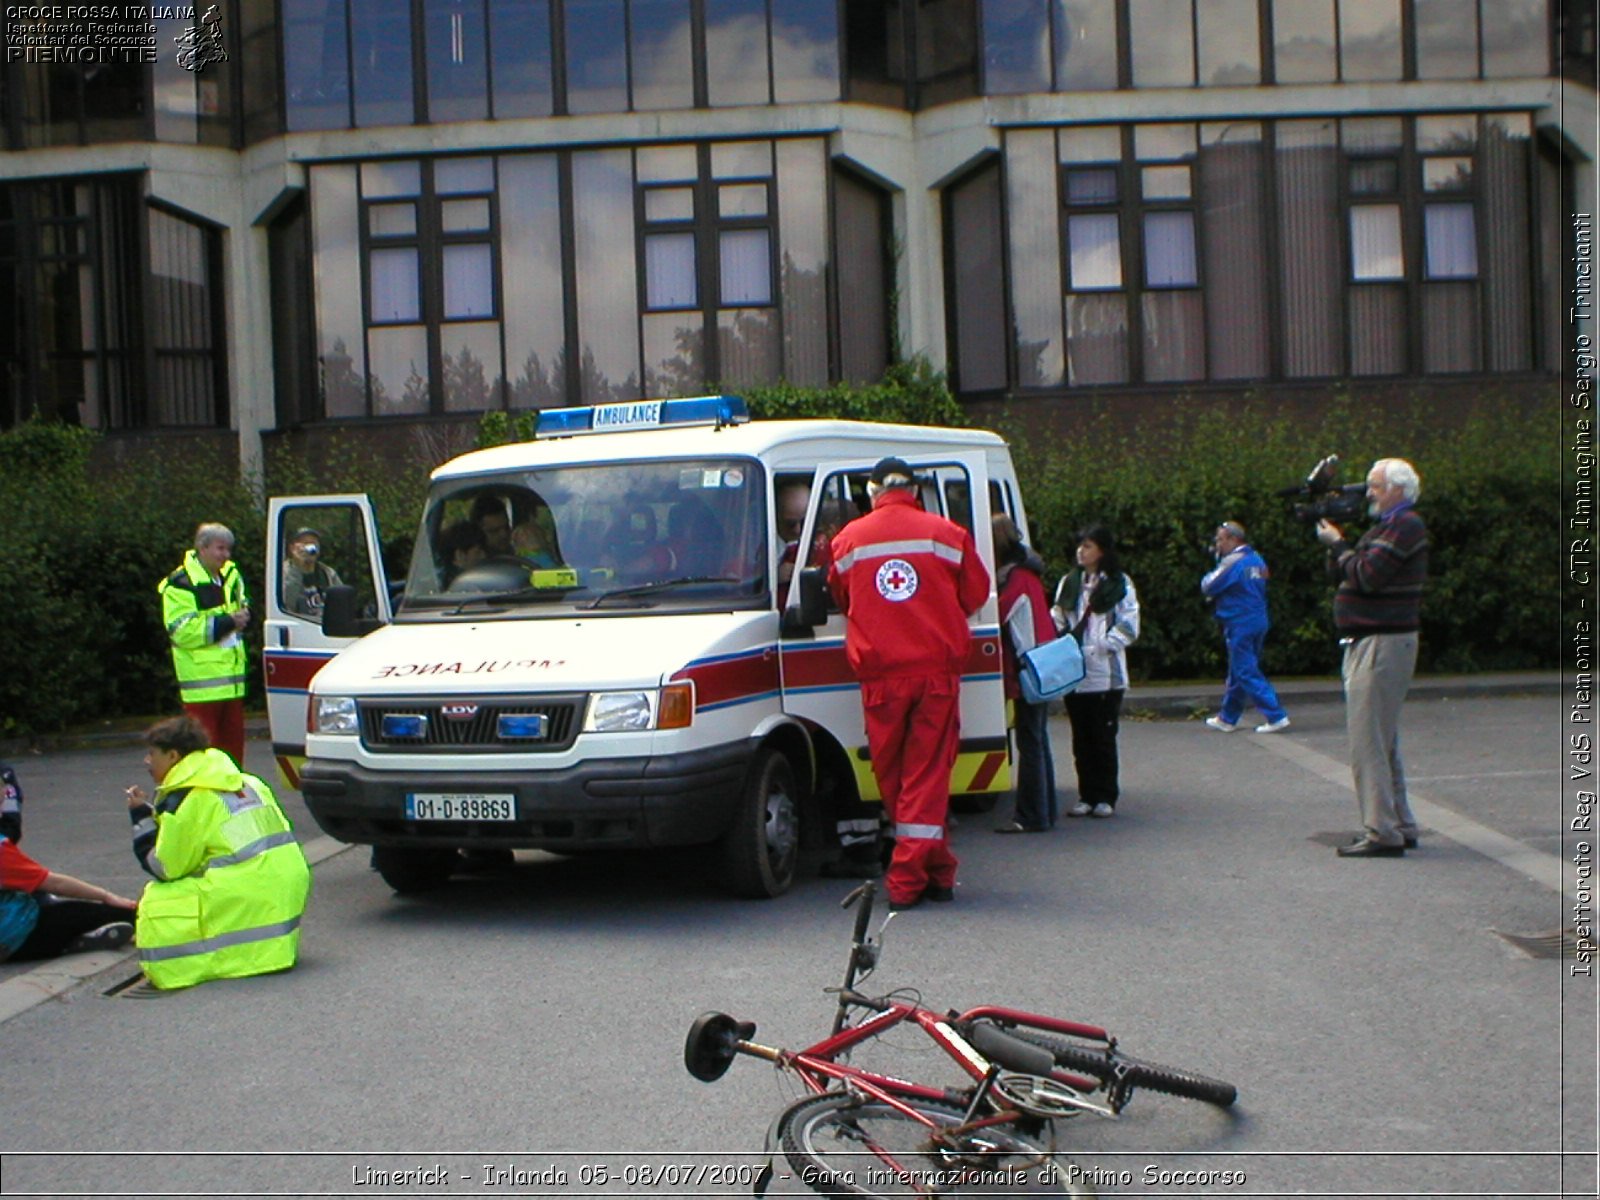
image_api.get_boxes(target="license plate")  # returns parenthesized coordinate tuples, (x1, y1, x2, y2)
(404, 793, 516, 822)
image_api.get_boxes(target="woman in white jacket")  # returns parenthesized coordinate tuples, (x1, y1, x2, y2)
(1051, 526, 1140, 817)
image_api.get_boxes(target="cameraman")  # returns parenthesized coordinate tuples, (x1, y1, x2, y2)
(1316, 459, 1429, 858)
(282, 527, 344, 618)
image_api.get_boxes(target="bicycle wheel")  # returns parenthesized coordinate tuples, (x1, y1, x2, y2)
(1011, 1030, 1237, 1108)
(777, 1093, 1069, 1198)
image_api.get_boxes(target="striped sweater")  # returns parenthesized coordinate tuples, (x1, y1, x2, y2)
(1329, 506, 1429, 637)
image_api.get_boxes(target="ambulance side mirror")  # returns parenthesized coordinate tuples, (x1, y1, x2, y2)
(782, 566, 829, 634)
(322, 585, 383, 639)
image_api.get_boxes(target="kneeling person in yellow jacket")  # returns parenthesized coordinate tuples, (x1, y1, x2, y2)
(126, 716, 311, 989)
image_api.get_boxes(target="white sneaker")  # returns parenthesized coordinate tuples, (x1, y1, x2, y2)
(1205, 716, 1238, 733)
(1255, 717, 1292, 733)
(1066, 801, 1093, 818)
(1090, 803, 1115, 818)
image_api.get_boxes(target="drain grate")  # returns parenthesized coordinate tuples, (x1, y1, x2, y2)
(104, 973, 164, 999)
(1492, 927, 1597, 960)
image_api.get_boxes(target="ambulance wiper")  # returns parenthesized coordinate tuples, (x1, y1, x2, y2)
(580, 576, 737, 609)
(445, 585, 577, 614)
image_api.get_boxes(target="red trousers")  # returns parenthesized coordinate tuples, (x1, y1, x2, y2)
(861, 673, 961, 903)
(183, 699, 246, 769)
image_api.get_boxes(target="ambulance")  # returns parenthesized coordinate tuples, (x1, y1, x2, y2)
(264, 396, 1031, 898)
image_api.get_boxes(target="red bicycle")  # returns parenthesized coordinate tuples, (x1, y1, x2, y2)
(686, 881, 1237, 1198)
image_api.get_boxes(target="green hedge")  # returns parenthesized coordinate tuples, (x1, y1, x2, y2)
(1000, 396, 1560, 680)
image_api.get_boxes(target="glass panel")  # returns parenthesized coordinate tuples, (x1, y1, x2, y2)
(153, 14, 199, 143)
(1198, 123, 1269, 380)
(646, 233, 699, 308)
(1068, 213, 1122, 288)
(1272, 0, 1336, 82)
(566, 0, 630, 114)
(1417, 114, 1477, 153)
(1349, 205, 1404, 280)
(443, 244, 496, 318)
(1349, 159, 1399, 195)
(1006, 130, 1065, 385)
(639, 146, 699, 183)
(776, 139, 830, 386)
(370, 248, 422, 322)
(442, 199, 493, 233)
(718, 308, 780, 386)
(1129, 0, 1195, 86)
(311, 165, 367, 416)
(712, 141, 774, 179)
(1423, 158, 1474, 192)
(1065, 292, 1128, 384)
(1141, 165, 1191, 200)
(1349, 285, 1405, 374)
(437, 158, 496, 194)
(1422, 282, 1480, 372)
(361, 161, 422, 199)
(1337, 0, 1401, 81)
(772, 0, 841, 102)
(1059, 126, 1122, 163)
(440, 321, 504, 411)
(947, 160, 1007, 392)
(643, 311, 706, 394)
(498, 154, 567, 408)
(367, 325, 430, 413)
(720, 230, 772, 305)
(491, 0, 555, 118)
(1134, 123, 1197, 161)
(352, 0, 414, 127)
(1066, 167, 1119, 204)
(369, 203, 418, 237)
(1480, 113, 1533, 372)
(1140, 290, 1204, 380)
(719, 183, 769, 217)
(632, 0, 695, 110)
(983, 0, 1051, 93)
(1143, 211, 1197, 286)
(1424, 203, 1478, 278)
(571, 150, 642, 400)
(646, 188, 696, 222)
(1341, 116, 1403, 154)
(1414, 0, 1479, 79)
(1196, 0, 1261, 84)
(707, 0, 772, 107)
(427, 0, 490, 122)
(1055, 0, 1119, 90)
(1481, 0, 1549, 77)
(1275, 118, 1343, 376)
(283, 0, 350, 131)
(834, 168, 890, 384)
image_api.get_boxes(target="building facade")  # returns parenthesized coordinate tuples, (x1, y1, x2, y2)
(1, 0, 1594, 472)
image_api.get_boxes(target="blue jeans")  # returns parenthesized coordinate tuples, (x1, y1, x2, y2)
(1219, 622, 1286, 724)
(1012, 696, 1059, 828)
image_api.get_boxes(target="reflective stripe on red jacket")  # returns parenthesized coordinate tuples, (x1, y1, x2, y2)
(827, 489, 990, 681)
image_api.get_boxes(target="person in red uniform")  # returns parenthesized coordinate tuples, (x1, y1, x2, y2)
(827, 457, 990, 910)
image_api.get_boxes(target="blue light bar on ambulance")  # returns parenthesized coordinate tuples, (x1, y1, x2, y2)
(534, 394, 749, 438)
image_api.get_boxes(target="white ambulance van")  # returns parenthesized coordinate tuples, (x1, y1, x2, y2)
(264, 396, 1031, 898)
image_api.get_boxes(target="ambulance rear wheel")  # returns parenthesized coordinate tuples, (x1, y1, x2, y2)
(371, 845, 457, 894)
(719, 749, 800, 898)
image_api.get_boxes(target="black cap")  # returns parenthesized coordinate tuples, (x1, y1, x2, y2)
(869, 457, 914, 487)
(291, 527, 323, 542)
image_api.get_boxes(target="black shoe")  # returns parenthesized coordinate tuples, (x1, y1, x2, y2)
(64, 922, 134, 953)
(924, 884, 955, 903)
(1403, 835, 1418, 849)
(1337, 838, 1405, 858)
(887, 895, 923, 911)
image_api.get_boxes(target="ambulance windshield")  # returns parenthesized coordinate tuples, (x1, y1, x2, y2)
(399, 458, 768, 615)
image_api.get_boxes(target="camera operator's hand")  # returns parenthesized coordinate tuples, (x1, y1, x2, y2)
(1315, 519, 1344, 547)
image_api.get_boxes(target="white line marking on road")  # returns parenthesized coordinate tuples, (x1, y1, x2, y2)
(0, 836, 353, 1026)
(1403, 769, 1547, 783)
(1250, 734, 1565, 894)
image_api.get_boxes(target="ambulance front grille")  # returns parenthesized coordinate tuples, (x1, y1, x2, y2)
(359, 696, 584, 752)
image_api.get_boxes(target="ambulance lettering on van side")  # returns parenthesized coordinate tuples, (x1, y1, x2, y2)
(263, 396, 1027, 900)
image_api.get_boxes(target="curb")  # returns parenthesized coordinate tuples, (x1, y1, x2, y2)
(1124, 673, 1560, 721)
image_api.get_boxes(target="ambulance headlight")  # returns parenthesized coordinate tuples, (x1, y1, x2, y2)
(584, 684, 693, 733)
(313, 696, 360, 735)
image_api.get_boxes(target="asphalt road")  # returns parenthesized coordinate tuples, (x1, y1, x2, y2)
(0, 689, 1592, 1199)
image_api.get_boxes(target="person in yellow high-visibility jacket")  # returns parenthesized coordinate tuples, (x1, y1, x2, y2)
(158, 523, 250, 767)
(125, 715, 310, 990)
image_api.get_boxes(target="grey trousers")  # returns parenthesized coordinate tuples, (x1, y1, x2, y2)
(1342, 632, 1419, 847)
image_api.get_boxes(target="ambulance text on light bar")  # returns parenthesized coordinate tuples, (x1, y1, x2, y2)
(535, 395, 750, 438)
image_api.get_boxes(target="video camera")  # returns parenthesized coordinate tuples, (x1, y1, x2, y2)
(1277, 455, 1367, 524)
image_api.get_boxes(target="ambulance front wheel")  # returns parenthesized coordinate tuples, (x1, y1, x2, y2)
(718, 748, 801, 898)
(371, 845, 458, 893)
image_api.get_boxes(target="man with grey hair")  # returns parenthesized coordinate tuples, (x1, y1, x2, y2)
(1315, 458, 1429, 858)
(158, 522, 251, 767)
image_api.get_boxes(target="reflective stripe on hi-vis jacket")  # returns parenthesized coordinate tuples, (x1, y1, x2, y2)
(158, 550, 248, 704)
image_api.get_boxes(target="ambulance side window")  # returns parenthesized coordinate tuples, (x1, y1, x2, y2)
(277, 505, 380, 622)
(808, 471, 869, 613)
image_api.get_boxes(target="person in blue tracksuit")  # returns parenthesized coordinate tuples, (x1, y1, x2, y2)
(1201, 521, 1290, 734)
